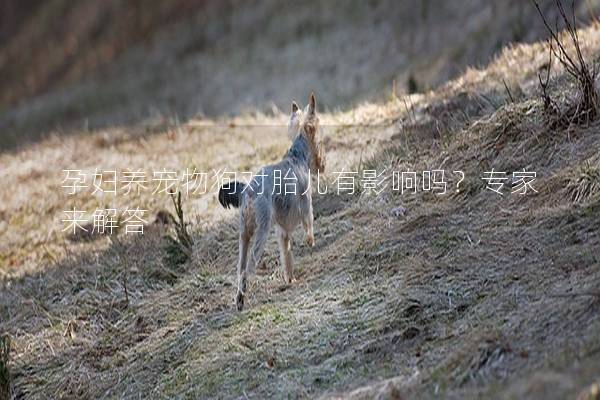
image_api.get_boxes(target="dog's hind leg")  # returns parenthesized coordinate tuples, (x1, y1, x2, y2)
(247, 201, 272, 274)
(276, 226, 294, 284)
(236, 196, 255, 311)
(236, 229, 251, 311)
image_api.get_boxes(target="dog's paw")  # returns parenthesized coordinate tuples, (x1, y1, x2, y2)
(306, 235, 315, 248)
(235, 291, 245, 311)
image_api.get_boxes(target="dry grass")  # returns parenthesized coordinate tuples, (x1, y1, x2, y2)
(567, 158, 600, 203)
(2, 19, 600, 400)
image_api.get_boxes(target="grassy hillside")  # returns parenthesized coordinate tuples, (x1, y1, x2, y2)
(2, 12, 600, 398)
(1, 0, 598, 150)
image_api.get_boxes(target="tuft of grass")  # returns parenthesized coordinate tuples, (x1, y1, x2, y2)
(567, 161, 600, 203)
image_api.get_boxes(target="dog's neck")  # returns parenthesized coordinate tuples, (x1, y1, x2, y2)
(285, 132, 312, 170)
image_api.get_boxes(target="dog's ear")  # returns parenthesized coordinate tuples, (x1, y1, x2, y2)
(291, 101, 299, 113)
(308, 92, 316, 115)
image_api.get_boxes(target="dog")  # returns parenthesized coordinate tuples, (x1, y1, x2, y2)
(218, 93, 325, 311)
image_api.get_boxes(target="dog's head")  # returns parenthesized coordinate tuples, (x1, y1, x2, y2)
(302, 92, 325, 174)
(287, 101, 304, 141)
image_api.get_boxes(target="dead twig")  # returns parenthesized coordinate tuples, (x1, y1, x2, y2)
(502, 79, 515, 104)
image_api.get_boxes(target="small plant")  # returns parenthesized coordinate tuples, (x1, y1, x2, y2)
(0, 335, 10, 400)
(407, 74, 419, 94)
(534, 0, 600, 127)
(164, 191, 193, 267)
(109, 236, 131, 307)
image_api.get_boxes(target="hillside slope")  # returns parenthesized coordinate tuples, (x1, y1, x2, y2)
(1, 0, 598, 150)
(1, 21, 600, 399)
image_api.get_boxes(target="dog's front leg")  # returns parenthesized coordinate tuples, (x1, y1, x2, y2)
(303, 201, 315, 248)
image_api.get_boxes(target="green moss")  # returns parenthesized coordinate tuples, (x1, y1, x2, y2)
(241, 304, 292, 326)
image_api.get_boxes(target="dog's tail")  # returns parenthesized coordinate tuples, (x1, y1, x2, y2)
(218, 181, 246, 209)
